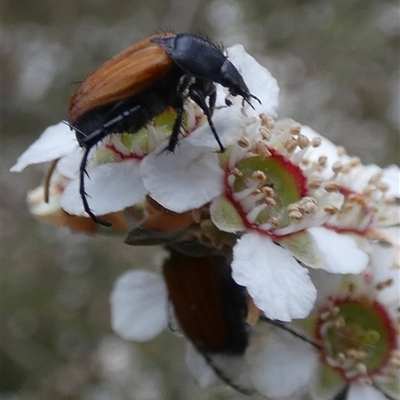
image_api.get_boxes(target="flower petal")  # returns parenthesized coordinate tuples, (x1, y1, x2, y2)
(309, 227, 369, 274)
(185, 342, 218, 388)
(185, 105, 247, 150)
(226, 44, 279, 118)
(382, 164, 400, 198)
(310, 363, 346, 400)
(61, 159, 146, 216)
(247, 328, 317, 398)
(308, 269, 343, 308)
(56, 150, 82, 180)
(370, 239, 400, 306)
(141, 141, 224, 213)
(203, 353, 254, 394)
(10, 122, 78, 172)
(110, 270, 168, 342)
(347, 383, 388, 400)
(232, 232, 317, 321)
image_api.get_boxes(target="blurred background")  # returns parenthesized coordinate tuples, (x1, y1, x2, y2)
(2, 0, 399, 399)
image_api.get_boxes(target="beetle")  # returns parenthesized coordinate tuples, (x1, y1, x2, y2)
(68, 32, 260, 226)
(162, 249, 252, 394)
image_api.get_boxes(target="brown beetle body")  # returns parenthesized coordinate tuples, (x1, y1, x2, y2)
(68, 32, 259, 225)
(162, 251, 248, 354)
(69, 34, 174, 124)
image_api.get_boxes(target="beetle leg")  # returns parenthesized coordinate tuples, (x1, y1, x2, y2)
(164, 74, 196, 152)
(80, 105, 142, 147)
(79, 146, 111, 227)
(189, 87, 225, 153)
(208, 87, 217, 116)
(177, 75, 195, 99)
(166, 97, 185, 153)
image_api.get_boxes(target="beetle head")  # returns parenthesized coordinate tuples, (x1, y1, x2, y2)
(219, 60, 260, 108)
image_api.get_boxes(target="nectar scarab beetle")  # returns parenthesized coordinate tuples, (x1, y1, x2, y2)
(162, 249, 253, 394)
(68, 32, 260, 226)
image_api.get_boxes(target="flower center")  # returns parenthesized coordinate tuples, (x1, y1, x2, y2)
(224, 150, 309, 235)
(98, 102, 204, 160)
(316, 295, 398, 382)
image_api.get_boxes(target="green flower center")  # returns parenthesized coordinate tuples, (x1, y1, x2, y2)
(225, 151, 309, 233)
(316, 296, 397, 381)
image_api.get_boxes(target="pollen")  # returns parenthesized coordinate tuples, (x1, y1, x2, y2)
(284, 138, 298, 153)
(307, 177, 323, 189)
(324, 181, 340, 192)
(265, 197, 277, 206)
(269, 217, 280, 227)
(289, 210, 303, 220)
(323, 205, 339, 215)
(232, 167, 243, 177)
(260, 113, 274, 129)
(289, 123, 301, 135)
(298, 134, 310, 149)
(318, 156, 328, 167)
(310, 137, 321, 148)
(332, 161, 343, 174)
(252, 170, 267, 183)
(259, 127, 271, 140)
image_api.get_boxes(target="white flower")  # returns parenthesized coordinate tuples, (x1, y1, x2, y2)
(247, 234, 399, 400)
(142, 120, 369, 322)
(110, 266, 310, 398)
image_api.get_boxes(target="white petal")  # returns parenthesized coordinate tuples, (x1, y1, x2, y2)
(11, 122, 78, 172)
(382, 164, 400, 198)
(309, 227, 369, 274)
(185, 105, 247, 150)
(347, 383, 388, 400)
(309, 269, 343, 308)
(185, 342, 218, 388)
(247, 328, 317, 398)
(56, 150, 82, 180)
(204, 353, 254, 393)
(110, 270, 168, 342)
(370, 240, 400, 305)
(226, 44, 280, 118)
(232, 233, 317, 321)
(61, 160, 146, 216)
(141, 141, 224, 213)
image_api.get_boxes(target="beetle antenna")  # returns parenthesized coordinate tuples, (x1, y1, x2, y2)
(242, 94, 261, 110)
(79, 146, 111, 227)
(62, 120, 86, 138)
(260, 316, 323, 350)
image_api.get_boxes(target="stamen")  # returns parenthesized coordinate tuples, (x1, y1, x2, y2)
(298, 134, 310, 149)
(252, 170, 267, 183)
(337, 146, 347, 156)
(289, 123, 301, 135)
(284, 138, 298, 153)
(265, 197, 276, 206)
(332, 161, 343, 174)
(311, 137, 322, 147)
(269, 217, 280, 227)
(237, 137, 250, 148)
(325, 181, 340, 192)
